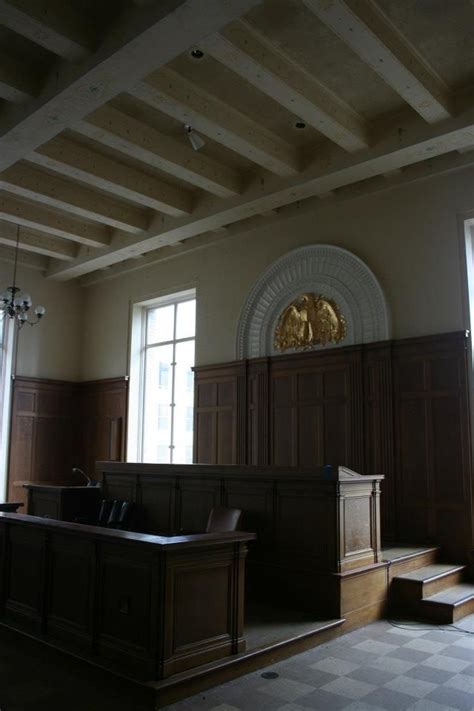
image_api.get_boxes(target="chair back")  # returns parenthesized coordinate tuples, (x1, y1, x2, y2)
(206, 506, 242, 533)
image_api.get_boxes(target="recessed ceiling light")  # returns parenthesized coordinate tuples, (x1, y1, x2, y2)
(294, 120, 307, 130)
(189, 48, 204, 60)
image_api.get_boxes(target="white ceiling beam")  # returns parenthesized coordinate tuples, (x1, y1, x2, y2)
(75, 106, 242, 198)
(80, 149, 474, 287)
(0, 219, 76, 260)
(303, 0, 453, 124)
(130, 68, 301, 176)
(0, 0, 263, 172)
(201, 19, 369, 152)
(0, 192, 111, 248)
(0, 162, 150, 234)
(0, 0, 93, 61)
(47, 102, 474, 280)
(0, 53, 37, 103)
(28, 134, 192, 217)
(0, 244, 48, 271)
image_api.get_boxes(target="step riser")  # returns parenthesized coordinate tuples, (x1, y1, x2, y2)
(388, 551, 439, 581)
(419, 596, 474, 624)
(391, 570, 465, 603)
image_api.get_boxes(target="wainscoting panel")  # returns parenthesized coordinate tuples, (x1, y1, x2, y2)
(193, 332, 472, 556)
(8, 377, 128, 506)
(7, 378, 79, 507)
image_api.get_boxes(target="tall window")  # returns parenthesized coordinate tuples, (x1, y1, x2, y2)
(140, 295, 196, 464)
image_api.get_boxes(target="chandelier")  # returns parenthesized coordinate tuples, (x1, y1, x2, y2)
(0, 226, 45, 328)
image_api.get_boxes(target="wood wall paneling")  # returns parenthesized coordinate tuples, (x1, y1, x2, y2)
(193, 332, 472, 558)
(8, 377, 128, 505)
(7, 378, 79, 507)
(393, 333, 471, 559)
(193, 363, 246, 465)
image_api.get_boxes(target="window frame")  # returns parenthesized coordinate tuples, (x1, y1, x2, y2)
(127, 288, 196, 464)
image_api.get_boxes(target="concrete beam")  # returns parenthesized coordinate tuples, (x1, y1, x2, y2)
(0, 0, 262, 171)
(0, 192, 111, 248)
(0, 0, 93, 60)
(201, 19, 369, 152)
(0, 162, 150, 234)
(47, 101, 474, 280)
(75, 105, 242, 198)
(131, 68, 301, 176)
(0, 219, 76, 260)
(304, 0, 453, 123)
(29, 134, 192, 216)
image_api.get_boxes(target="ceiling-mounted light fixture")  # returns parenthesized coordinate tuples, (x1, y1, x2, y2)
(0, 225, 45, 328)
(185, 124, 205, 151)
(189, 48, 204, 60)
(293, 119, 307, 130)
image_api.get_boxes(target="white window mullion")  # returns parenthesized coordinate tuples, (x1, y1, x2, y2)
(134, 291, 195, 464)
(169, 302, 178, 463)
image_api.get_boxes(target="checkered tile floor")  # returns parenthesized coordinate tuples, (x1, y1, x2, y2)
(165, 617, 474, 711)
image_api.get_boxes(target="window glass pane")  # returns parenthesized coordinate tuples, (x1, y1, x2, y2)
(176, 300, 196, 340)
(147, 304, 174, 344)
(173, 340, 194, 464)
(142, 343, 173, 462)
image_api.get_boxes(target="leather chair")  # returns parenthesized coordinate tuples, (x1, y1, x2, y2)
(206, 506, 242, 533)
(97, 499, 135, 530)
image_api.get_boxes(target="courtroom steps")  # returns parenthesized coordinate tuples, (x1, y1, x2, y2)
(385, 545, 474, 624)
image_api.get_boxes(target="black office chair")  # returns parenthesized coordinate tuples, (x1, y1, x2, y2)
(97, 499, 135, 530)
(206, 506, 242, 533)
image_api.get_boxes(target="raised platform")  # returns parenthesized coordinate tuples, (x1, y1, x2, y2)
(0, 605, 345, 710)
(3, 543, 457, 709)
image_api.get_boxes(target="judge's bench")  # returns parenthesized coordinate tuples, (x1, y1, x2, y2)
(0, 463, 383, 686)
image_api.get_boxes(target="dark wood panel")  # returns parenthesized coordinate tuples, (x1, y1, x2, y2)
(77, 377, 128, 477)
(393, 332, 471, 559)
(0, 513, 253, 681)
(193, 331, 472, 560)
(98, 462, 384, 611)
(8, 377, 128, 506)
(7, 378, 79, 508)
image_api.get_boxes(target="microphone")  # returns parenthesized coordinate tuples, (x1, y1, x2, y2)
(72, 467, 98, 487)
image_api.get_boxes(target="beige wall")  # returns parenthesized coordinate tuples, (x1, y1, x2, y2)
(80, 168, 473, 381)
(0, 262, 84, 381)
(2, 166, 472, 383)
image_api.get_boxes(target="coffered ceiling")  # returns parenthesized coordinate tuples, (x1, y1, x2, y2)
(0, 0, 473, 284)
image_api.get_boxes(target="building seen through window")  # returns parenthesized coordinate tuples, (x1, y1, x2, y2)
(141, 297, 195, 463)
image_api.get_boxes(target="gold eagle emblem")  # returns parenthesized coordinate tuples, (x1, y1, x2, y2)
(274, 293, 346, 351)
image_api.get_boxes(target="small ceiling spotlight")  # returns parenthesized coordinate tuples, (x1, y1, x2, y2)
(185, 124, 205, 151)
(294, 119, 307, 130)
(189, 48, 204, 60)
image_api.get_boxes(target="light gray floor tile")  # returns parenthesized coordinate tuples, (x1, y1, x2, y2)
(403, 638, 448, 654)
(362, 687, 415, 710)
(343, 704, 388, 711)
(257, 678, 315, 702)
(405, 700, 458, 711)
(451, 635, 474, 649)
(383, 675, 437, 698)
(421, 653, 471, 673)
(320, 676, 376, 700)
(443, 672, 474, 694)
(424, 685, 474, 710)
(386, 626, 429, 638)
(367, 656, 416, 675)
(309, 656, 359, 676)
(353, 640, 399, 656)
(385, 647, 431, 663)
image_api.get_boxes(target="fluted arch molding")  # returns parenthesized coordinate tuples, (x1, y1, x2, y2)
(236, 245, 390, 359)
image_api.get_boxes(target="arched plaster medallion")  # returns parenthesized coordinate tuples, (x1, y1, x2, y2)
(236, 245, 390, 359)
